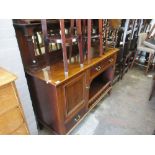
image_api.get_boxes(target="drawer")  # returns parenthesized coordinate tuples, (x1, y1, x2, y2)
(90, 56, 115, 79)
(65, 108, 86, 133)
(0, 107, 24, 134)
(12, 123, 29, 135)
(0, 83, 19, 115)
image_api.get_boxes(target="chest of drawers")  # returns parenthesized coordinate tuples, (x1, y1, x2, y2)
(0, 68, 29, 135)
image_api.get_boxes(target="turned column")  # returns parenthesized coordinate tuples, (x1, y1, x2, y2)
(99, 19, 104, 56)
(68, 19, 74, 63)
(76, 19, 84, 68)
(41, 19, 51, 67)
(87, 19, 92, 63)
(60, 19, 69, 77)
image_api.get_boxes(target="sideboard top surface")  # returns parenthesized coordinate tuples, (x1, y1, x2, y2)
(27, 48, 119, 86)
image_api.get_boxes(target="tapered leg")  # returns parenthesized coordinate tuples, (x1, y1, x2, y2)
(145, 53, 153, 74)
(130, 50, 138, 69)
(149, 76, 155, 101)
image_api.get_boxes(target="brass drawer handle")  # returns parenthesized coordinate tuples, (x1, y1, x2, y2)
(95, 66, 101, 71)
(74, 115, 81, 122)
(86, 86, 90, 90)
(108, 59, 113, 63)
(98, 66, 101, 70)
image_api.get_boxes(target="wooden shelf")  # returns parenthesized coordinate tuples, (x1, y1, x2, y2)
(49, 34, 78, 44)
(89, 74, 110, 100)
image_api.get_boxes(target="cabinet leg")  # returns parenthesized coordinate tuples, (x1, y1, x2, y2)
(37, 121, 44, 130)
(108, 90, 112, 95)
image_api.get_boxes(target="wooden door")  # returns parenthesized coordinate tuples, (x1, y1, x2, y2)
(62, 73, 87, 122)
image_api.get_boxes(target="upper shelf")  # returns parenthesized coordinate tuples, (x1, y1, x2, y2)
(48, 34, 78, 44)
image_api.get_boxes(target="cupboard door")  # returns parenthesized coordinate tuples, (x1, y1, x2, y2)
(62, 73, 87, 122)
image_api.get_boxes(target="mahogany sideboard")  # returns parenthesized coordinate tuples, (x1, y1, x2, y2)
(13, 19, 119, 134)
(26, 48, 118, 134)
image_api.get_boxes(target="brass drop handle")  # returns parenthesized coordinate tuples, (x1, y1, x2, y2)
(86, 86, 90, 90)
(95, 65, 101, 71)
(108, 59, 113, 63)
(98, 66, 101, 70)
(74, 115, 81, 122)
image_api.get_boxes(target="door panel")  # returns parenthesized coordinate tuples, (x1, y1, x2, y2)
(63, 73, 86, 120)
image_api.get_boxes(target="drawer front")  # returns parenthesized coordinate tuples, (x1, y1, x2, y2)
(12, 123, 29, 135)
(65, 108, 86, 133)
(90, 56, 115, 80)
(0, 107, 24, 134)
(0, 83, 19, 115)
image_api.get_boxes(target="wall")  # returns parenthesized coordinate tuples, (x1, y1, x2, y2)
(0, 19, 38, 134)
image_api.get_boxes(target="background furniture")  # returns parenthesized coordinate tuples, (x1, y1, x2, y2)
(0, 67, 29, 134)
(120, 19, 139, 78)
(140, 19, 152, 34)
(131, 33, 155, 74)
(13, 19, 118, 134)
(149, 75, 155, 101)
(114, 19, 152, 79)
(137, 19, 152, 62)
(112, 20, 124, 83)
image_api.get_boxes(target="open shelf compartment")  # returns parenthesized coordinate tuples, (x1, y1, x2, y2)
(88, 67, 113, 107)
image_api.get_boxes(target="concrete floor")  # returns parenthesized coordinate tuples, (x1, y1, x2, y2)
(39, 67, 155, 135)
